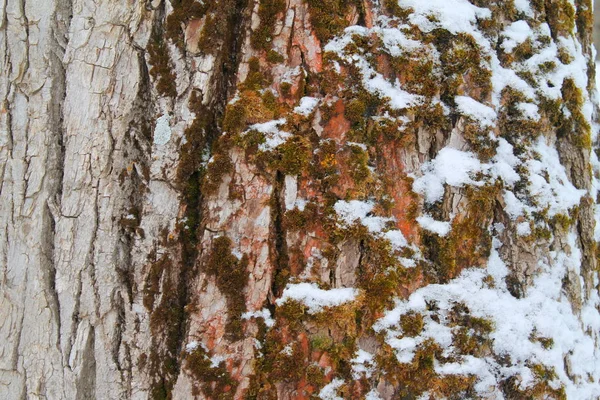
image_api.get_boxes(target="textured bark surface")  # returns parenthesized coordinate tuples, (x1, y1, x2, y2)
(1, 0, 599, 399)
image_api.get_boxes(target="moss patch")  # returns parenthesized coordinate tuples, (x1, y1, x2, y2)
(147, 30, 177, 98)
(251, 0, 286, 50)
(185, 345, 237, 398)
(206, 236, 249, 340)
(306, 0, 363, 43)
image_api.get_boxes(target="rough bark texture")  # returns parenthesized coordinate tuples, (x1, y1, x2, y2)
(1, 0, 599, 399)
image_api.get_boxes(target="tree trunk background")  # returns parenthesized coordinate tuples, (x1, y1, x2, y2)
(1, 0, 599, 399)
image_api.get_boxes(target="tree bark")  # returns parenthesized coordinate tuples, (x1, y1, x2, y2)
(1, 0, 599, 399)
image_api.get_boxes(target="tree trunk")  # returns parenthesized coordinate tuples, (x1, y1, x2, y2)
(1, 0, 599, 398)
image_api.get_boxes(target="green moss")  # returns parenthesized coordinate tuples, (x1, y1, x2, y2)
(431, 31, 491, 101)
(243, 57, 272, 91)
(392, 55, 438, 98)
(347, 144, 370, 184)
(283, 208, 307, 231)
(550, 213, 573, 232)
(355, 235, 417, 325)
(558, 78, 592, 150)
(530, 331, 555, 349)
(276, 299, 306, 330)
(400, 312, 424, 337)
(147, 31, 177, 98)
(223, 90, 276, 134)
(167, 0, 243, 54)
(376, 339, 475, 398)
(251, 0, 286, 50)
(196, 14, 221, 54)
(450, 306, 494, 357)
(280, 82, 292, 96)
(185, 345, 237, 399)
(557, 46, 574, 64)
(264, 332, 309, 385)
(206, 236, 249, 340)
(498, 88, 542, 144)
(562, 78, 584, 109)
(382, 0, 410, 18)
(462, 119, 497, 161)
(306, 364, 327, 388)
(223, 101, 248, 135)
(345, 99, 367, 125)
(266, 49, 285, 63)
(539, 60, 557, 74)
(423, 185, 498, 282)
(272, 135, 312, 175)
(575, 0, 593, 43)
(235, 129, 266, 153)
(202, 140, 234, 195)
(262, 90, 277, 111)
(306, 0, 363, 43)
(412, 103, 451, 134)
(310, 334, 334, 351)
(165, 0, 208, 48)
(502, 364, 566, 399)
(147, 269, 186, 399)
(545, 0, 576, 38)
(310, 139, 339, 191)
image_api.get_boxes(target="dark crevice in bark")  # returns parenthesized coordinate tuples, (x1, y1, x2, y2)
(117, 48, 155, 306)
(112, 291, 126, 373)
(74, 326, 96, 400)
(269, 170, 290, 300)
(66, 272, 83, 369)
(45, 0, 72, 362)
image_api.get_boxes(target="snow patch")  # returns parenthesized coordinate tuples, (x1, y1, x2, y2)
(318, 378, 344, 400)
(277, 283, 358, 313)
(455, 96, 497, 128)
(501, 20, 533, 53)
(242, 308, 275, 328)
(294, 96, 319, 116)
(245, 118, 292, 151)
(413, 148, 484, 203)
(417, 215, 451, 237)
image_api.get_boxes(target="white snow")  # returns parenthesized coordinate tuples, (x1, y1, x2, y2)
(416, 215, 451, 237)
(374, 233, 600, 398)
(398, 0, 491, 35)
(153, 114, 172, 145)
(525, 137, 586, 217)
(277, 283, 358, 313)
(333, 200, 410, 253)
(245, 118, 292, 151)
(185, 341, 200, 353)
(501, 20, 533, 53)
(513, 0, 534, 16)
(333, 200, 391, 233)
(294, 96, 319, 116)
(365, 389, 383, 400)
(516, 221, 531, 236)
(455, 96, 497, 128)
(413, 148, 484, 203)
(516, 102, 541, 121)
(490, 138, 521, 185)
(242, 308, 275, 328)
(325, 26, 423, 111)
(383, 230, 408, 251)
(351, 349, 376, 379)
(318, 378, 344, 400)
